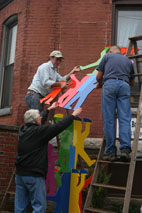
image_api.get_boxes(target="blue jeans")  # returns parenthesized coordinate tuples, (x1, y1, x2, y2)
(102, 79, 131, 154)
(14, 175, 47, 213)
(25, 93, 48, 124)
(25, 93, 44, 113)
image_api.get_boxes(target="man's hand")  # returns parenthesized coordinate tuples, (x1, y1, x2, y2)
(96, 70, 103, 88)
(96, 82, 100, 89)
(66, 66, 81, 81)
(71, 66, 81, 74)
(60, 82, 67, 89)
(130, 79, 135, 87)
(48, 102, 58, 110)
(72, 107, 82, 117)
(51, 82, 66, 88)
(96, 81, 103, 89)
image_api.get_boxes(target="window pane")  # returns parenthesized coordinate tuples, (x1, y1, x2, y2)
(1, 64, 14, 107)
(6, 24, 17, 65)
(0, 15, 17, 109)
(117, 11, 142, 52)
(117, 10, 142, 105)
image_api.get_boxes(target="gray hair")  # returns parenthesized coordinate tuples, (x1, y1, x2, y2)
(24, 109, 40, 124)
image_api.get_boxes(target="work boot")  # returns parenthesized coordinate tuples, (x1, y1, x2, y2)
(120, 149, 130, 162)
(102, 152, 117, 162)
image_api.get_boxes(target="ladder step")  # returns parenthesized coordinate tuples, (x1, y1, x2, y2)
(84, 207, 115, 213)
(131, 92, 140, 96)
(98, 160, 130, 165)
(0, 211, 12, 213)
(132, 73, 142, 77)
(129, 35, 142, 41)
(7, 191, 15, 195)
(92, 183, 126, 191)
(136, 158, 142, 161)
(131, 103, 139, 107)
(128, 54, 142, 59)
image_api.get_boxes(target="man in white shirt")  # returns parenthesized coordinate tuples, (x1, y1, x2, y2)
(25, 50, 78, 123)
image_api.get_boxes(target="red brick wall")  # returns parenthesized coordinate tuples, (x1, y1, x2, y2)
(0, 126, 18, 207)
(0, 0, 112, 137)
(56, 0, 112, 137)
(0, 1, 112, 208)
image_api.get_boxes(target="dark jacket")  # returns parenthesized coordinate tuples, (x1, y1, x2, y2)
(15, 115, 74, 177)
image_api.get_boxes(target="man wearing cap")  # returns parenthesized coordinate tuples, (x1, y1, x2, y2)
(25, 50, 78, 123)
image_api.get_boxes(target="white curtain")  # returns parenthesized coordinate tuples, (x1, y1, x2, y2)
(117, 11, 142, 53)
(7, 24, 17, 65)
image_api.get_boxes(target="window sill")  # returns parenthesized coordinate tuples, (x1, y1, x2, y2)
(0, 107, 12, 116)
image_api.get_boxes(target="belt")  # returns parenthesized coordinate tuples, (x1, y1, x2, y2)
(104, 78, 129, 84)
(27, 90, 36, 94)
(27, 90, 43, 97)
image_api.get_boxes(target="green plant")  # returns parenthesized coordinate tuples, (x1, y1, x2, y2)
(111, 203, 123, 213)
(92, 168, 111, 209)
(111, 203, 141, 213)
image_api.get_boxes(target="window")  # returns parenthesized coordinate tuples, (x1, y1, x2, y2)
(112, 2, 142, 105)
(113, 4, 142, 51)
(117, 10, 142, 50)
(0, 14, 17, 115)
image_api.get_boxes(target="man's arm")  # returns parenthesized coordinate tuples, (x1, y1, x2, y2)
(40, 107, 82, 142)
(65, 66, 81, 81)
(39, 64, 67, 89)
(96, 71, 104, 88)
(51, 81, 66, 88)
(129, 79, 135, 87)
(52, 67, 80, 88)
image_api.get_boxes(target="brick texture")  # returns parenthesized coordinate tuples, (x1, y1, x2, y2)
(0, 0, 112, 209)
(0, 0, 112, 136)
(0, 126, 18, 210)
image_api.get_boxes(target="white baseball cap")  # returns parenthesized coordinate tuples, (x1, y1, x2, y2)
(49, 50, 64, 58)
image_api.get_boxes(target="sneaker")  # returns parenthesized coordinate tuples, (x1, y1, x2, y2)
(120, 149, 130, 162)
(102, 152, 117, 162)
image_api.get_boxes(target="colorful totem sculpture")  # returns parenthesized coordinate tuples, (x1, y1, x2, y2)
(40, 46, 137, 109)
(45, 144, 58, 196)
(73, 117, 96, 168)
(40, 47, 109, 109)
(79, 174, 93, 213)
(47, 172, 71, 213)
(58, 74, 90, 108)
(53, 114, 74, 186)
(54, 114, 73, 173)
(46, 115, 95, 212)
(45, 46, 138, 212)
(40, 81, 73, 105)
(63, 74, 97, 110)
(69, 169, 88, 213)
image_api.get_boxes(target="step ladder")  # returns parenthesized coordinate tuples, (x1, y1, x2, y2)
(83, 36, 142, 213)
(0, 168, 15, 211)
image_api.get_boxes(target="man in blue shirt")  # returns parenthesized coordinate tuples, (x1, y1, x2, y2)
(96, 46, 135, 162)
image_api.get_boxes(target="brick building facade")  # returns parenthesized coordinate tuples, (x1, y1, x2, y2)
(0, 0, 142, 210)
(0, 0, 113, 135)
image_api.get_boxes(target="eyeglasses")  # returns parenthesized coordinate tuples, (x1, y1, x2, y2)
(56, 58, 63, 61)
